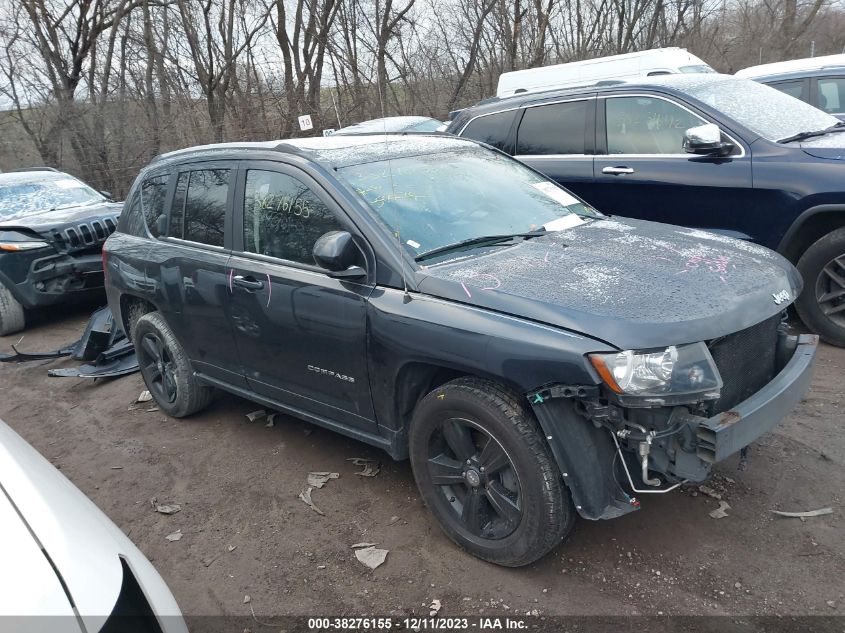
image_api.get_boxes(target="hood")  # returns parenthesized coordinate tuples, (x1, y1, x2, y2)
(416, 218, 802, 349)
(0, 420, 184, 631)
(0, 201, 122, 253)
(796, 132, 845, 160)
(0, 201, 122, 231)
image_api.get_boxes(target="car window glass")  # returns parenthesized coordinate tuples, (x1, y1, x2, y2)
(770, 80, 806, 102)
(516, 100, 588, 155)
(140, 174, 168, 238)
(124, 190, 146, 237)
(460, 111, 514, 151)
(243, 170, 344, 265)
(175, 169, 229, 246)
(818, 78, 845, 113)
(606, 96, 704, 154)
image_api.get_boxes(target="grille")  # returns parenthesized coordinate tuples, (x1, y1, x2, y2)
(54, 215, 119, 251)
(707, 314, 782, 414)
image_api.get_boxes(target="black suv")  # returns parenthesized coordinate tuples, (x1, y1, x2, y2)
(448, 74, 845, 346)
(0, 169, 122, 335)
(104, 135, 816, 566)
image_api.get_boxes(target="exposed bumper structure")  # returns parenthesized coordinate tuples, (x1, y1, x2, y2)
(12, 251, 105, 308)
(695, 334, 818, 463)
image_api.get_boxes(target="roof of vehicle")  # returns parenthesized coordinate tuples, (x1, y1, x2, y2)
(736, 54, 845, 80)
(0, 170, 77, 185)
(455, 73, 744, 121)
(334, 116, 443, 135)
(152, 134, 482, 169)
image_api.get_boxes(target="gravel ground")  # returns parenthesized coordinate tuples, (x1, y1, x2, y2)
(1, 302, 843, 621)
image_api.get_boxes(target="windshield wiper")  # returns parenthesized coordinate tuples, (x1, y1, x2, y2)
(778, 121, 845, 144)
(414, 230, 546, 262)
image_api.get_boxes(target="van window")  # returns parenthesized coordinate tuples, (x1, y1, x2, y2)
(818, 78, 845, 113)
(516, 100, 588, 155)
(170, 169, 230, 247)
(606, 96, 703, 154)
(770, 80, 807, 103)
(460, 111, 514, 151)
(140, 174, 168, 238)
(243, 170, 343, 265)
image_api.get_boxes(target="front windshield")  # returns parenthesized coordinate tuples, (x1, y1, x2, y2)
(407, 119, 443, 132)
(679, 64, 715, 74)
(682, 77, 840, 142)
(0, 177, 103, 221)
(337, 148, 597, 259)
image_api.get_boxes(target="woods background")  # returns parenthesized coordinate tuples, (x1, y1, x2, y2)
(1, 0, 843, 196)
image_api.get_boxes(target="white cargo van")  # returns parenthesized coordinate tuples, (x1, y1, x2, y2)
(496, 48, 714, 97)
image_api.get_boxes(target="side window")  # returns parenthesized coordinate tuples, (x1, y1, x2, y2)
(170, 169, 230, 247)
(140, 174, 168, 238)
(516, 100, 588, 155)
(243, 170, 344, 265)
(818, 78, 845, 114)
(123, 190, 146, 237)
(606, 96, 704, 154)
(460, 111, 515, 151)
(770, 80, 807, 102)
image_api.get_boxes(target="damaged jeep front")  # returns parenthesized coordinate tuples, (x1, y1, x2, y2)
(530, 314, 818, 520)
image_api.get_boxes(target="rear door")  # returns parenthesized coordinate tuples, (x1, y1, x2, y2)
(227, 161, 377, 432)
(512, 96, 596, 198)
(154, 162, 244, 386)
(585, 93, 756, 237)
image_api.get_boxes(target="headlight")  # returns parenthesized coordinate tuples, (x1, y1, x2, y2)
(588, 342, 722, 397)
(0, 241, 51, 251)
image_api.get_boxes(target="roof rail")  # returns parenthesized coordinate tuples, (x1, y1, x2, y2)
(10, 166, 61, 173)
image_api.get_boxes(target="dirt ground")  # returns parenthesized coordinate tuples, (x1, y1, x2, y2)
(1, 302, 843, 620)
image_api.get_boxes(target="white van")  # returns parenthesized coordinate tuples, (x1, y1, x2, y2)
(495, 48, 715, 97)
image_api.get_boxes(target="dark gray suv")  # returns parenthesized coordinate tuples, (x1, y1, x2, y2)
(104, 135, 816, 566)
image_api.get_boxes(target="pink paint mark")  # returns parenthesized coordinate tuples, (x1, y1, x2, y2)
(460, 281, 472, 298)
(266, 273, 272, 308)
(228, 268, 234, 293)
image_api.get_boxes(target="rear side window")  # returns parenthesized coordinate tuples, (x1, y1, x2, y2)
(516, 100, 588, 155)
(459, 111, 514, 151)
(243, 170, 344, 265)
(818, 77, 845, 114)
(140, 174, 168, 238)
(169, 169, 230, 247)
(770, 80, 807, 103)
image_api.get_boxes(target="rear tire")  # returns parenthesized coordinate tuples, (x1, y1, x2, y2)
(0, 282, 25, 336)
(409, 377, 575, 567)
(795, 228, 845, 347)
(134, 312, 214, 417)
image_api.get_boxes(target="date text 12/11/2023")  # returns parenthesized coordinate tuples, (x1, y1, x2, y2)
(307, 616, 529, 630)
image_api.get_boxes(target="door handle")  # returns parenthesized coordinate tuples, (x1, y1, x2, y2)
(602, 166, 635, 175)
(232, 275, 265, 291)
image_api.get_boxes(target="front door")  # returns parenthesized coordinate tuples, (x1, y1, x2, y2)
(226, 162, 377, 432)
(584, 94, 756, 239)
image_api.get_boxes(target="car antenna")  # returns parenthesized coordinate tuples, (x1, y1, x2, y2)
(377, 73, 411, 302)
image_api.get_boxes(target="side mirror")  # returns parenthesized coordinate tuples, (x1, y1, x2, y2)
(313, 231, 366, 279)
(100, 190, 114, 200)
(155, 214, 168, 236)
(683, 123, 734, 157)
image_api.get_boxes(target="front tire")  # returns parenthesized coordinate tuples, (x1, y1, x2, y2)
(134, 312, 214, 417)
(0, 282, 25, 336)
(795, 228, 845, 347)
(409, 377, 575, 567)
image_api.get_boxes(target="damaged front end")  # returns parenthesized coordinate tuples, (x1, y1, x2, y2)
(530, 314, 818, 521)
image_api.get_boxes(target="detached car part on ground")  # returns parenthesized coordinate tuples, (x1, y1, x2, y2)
(0, 169, 121, 336)
(103, 135, 816, 567)
(0, 305, 139, 378)
(449, 74, 845, 347)
(0, 419, 187, 633)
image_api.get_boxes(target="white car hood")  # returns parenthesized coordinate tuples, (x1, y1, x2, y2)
(0, 488, 81, 632)
(0, 420, 185, 632)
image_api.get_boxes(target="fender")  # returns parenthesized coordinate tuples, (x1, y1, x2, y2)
(777, 203, 845, 256)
